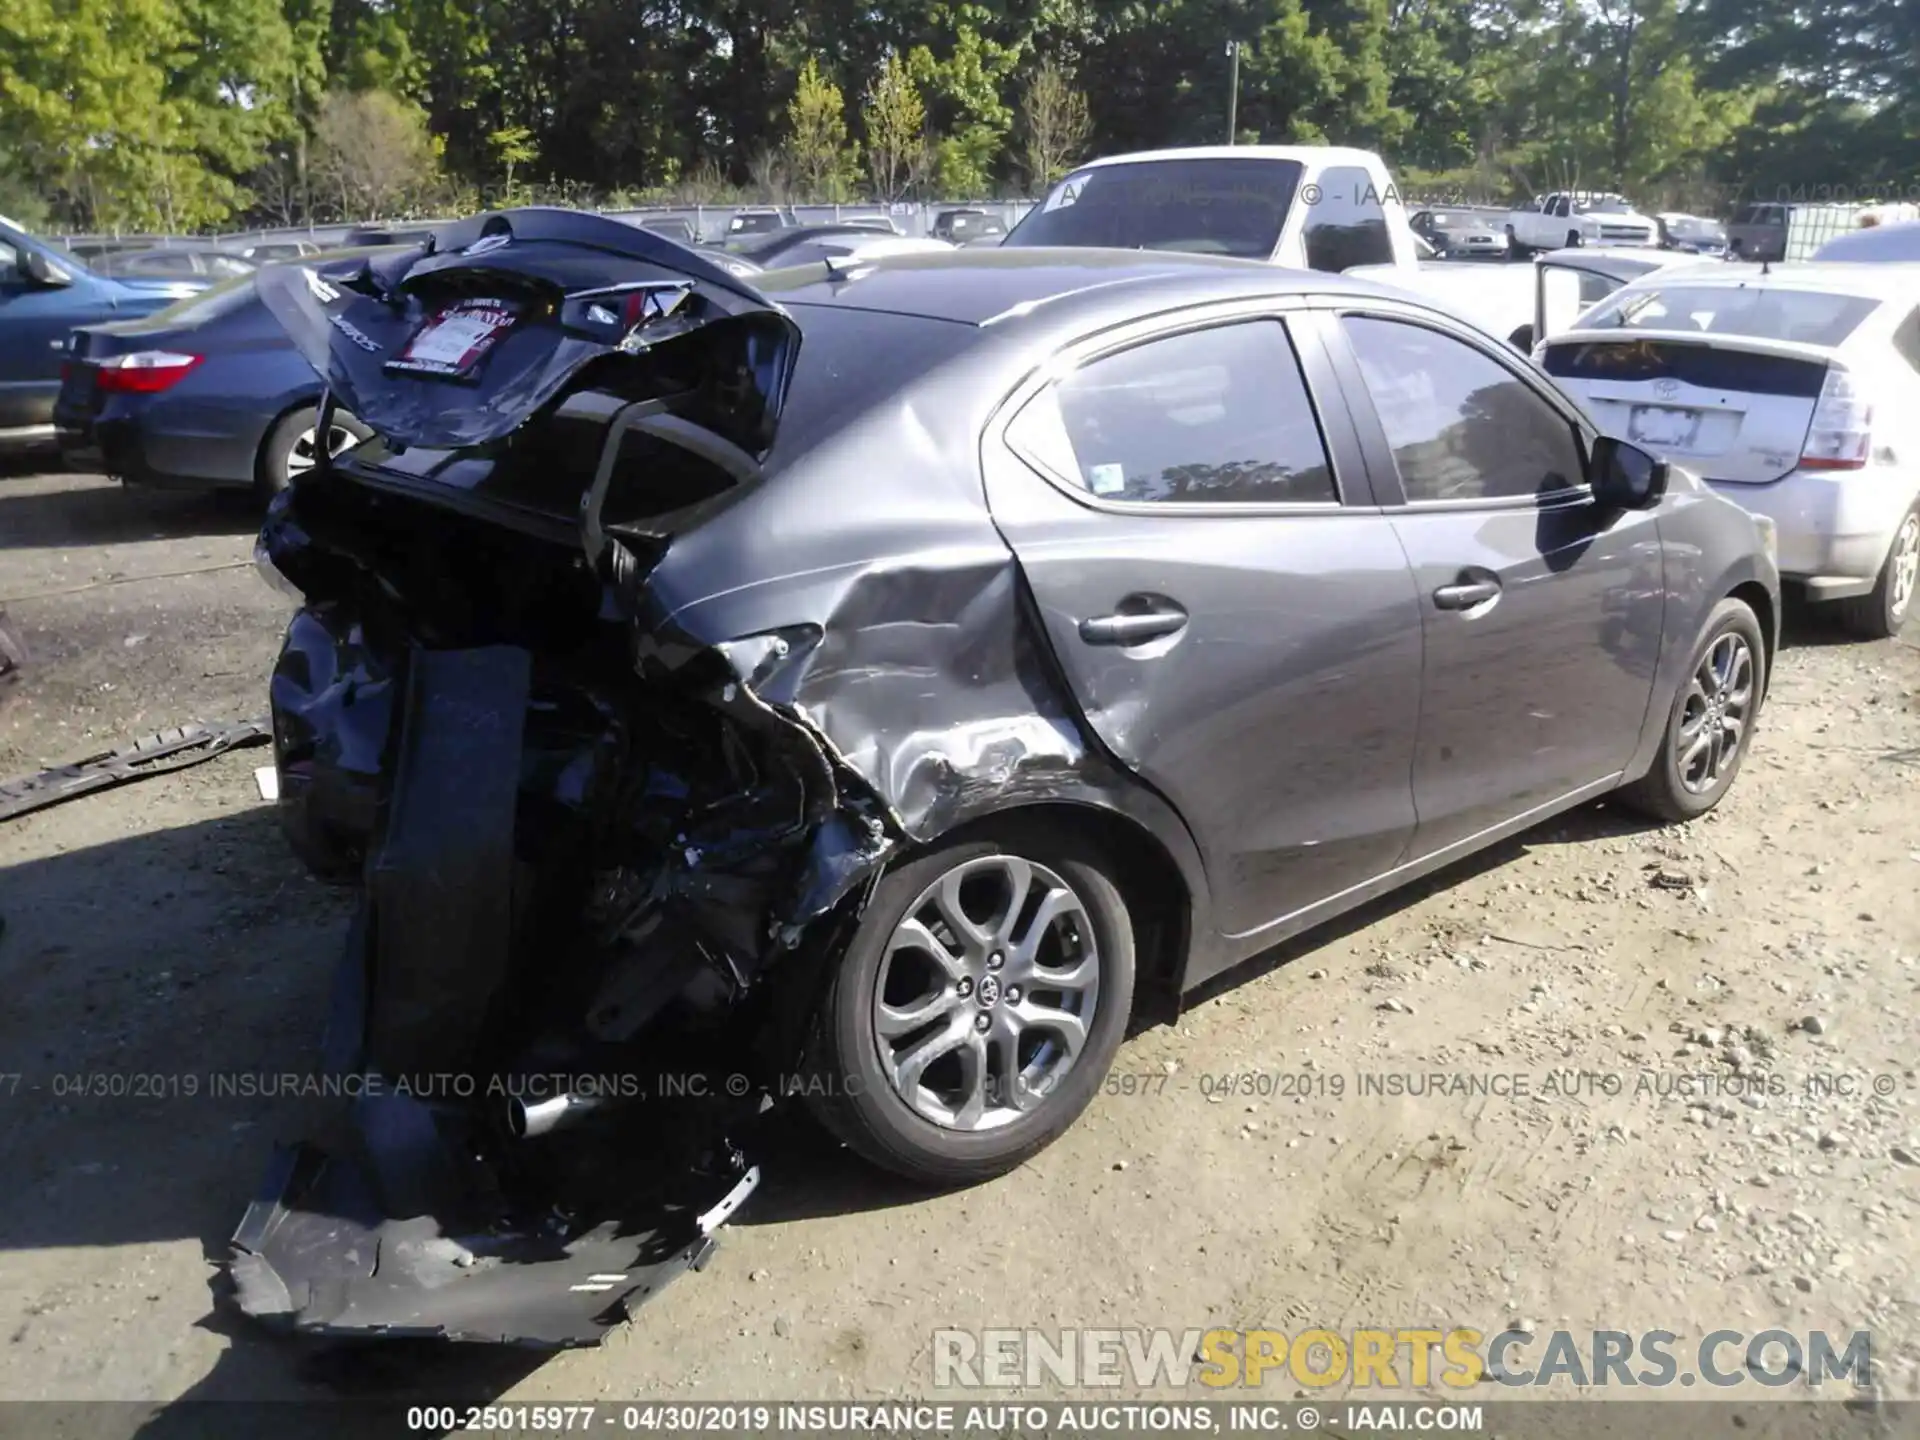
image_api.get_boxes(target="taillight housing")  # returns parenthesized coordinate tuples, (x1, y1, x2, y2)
(1800, 366, 1871, 471)
(95, 350, 204, 394)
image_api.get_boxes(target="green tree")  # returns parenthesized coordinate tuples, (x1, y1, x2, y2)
(488, 123, 536, 202)
(863, 51, 928, 200)
(1019, 58, 1091, 190)
(784, 56, 857, 200)
(0, 0, 262, 229)
(310, 87, 440, 218)
(906, 14, 1024, 196)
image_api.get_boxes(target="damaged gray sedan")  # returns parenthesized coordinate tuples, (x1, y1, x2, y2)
(233, 208, 1779, 1346)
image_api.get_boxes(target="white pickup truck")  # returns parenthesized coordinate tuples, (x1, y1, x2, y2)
(999, 145, 1540, 349)
(1505, 192, 1659, 254)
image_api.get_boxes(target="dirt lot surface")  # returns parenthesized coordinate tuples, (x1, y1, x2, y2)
(1, 467, 1916, 1416)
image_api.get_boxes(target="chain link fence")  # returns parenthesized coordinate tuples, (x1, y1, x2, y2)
(51, 200, 1044, 255)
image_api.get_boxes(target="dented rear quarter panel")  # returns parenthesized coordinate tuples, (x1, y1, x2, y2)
(640, 309, 1221, 984)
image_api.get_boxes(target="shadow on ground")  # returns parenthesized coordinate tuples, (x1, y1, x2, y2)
(0, 804, 914, 1421)
(0, 466, 259, 552)
(0, 572, 1906, 1426)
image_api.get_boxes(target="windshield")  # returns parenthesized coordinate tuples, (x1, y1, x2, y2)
(1579, 283, 1881, 347)
(1669, 217, 1725, 240)
(1002, 157, 1302, 258)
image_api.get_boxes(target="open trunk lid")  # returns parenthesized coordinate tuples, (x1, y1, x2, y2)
(256, 208, 803, 536)
(1539, 330, 1835, 483)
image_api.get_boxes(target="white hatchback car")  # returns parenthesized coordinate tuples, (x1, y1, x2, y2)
(1536, 262, 1920, 636)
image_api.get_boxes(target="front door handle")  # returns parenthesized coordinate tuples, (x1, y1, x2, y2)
(1433, 577, 1502, 610)
(1078, 604, 1189, 646)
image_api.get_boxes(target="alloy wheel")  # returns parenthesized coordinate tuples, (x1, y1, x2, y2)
(286, 422, 359, 480)
(1675, 630, 1755, 795)
(872, 855, 1100, 1132)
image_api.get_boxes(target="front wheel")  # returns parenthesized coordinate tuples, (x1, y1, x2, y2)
(1839, 504, 1919, 639)
(1617, 597, 1766, 823)
(804, 822, 1136, 1186)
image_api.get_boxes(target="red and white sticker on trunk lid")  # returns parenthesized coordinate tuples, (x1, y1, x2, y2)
(388, 298, 518, 379)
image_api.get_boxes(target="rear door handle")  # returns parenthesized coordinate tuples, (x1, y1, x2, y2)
(1433, 577, 1502, 610)
(1078, 604, 1189, 646)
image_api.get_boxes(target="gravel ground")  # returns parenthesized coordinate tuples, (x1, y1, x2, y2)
(0, 467, 1916, 1414)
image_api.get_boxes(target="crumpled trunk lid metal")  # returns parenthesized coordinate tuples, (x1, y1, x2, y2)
(254, 206, 801, 454)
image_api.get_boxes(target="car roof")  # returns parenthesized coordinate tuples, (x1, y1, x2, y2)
(1066, 144, 1386, 172)
(1814, 221, 1920, 261)
(754, 246, 1425, 330)
(1611, 260, 1920, 298)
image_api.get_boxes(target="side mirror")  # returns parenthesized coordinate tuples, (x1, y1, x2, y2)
(23, 249, 72, 287)
(1589, 436, 1668, 510)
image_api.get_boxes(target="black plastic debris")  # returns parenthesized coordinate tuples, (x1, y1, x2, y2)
(0, 717, 271, 823)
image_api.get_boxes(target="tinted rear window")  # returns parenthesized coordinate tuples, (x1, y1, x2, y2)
(765, 305, 981, 465)
(1539, 340, 1829, 397)
(1003, 158, 1302, 259)
(1577, 285, 1880, 347)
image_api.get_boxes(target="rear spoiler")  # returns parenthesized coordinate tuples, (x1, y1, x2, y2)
(1540, 327, 1845, 365)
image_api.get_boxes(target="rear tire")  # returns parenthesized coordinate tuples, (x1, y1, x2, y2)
(804, 820, 1136, 1187)
(1617, 598, 1766, 823)
(1505, 225, 1530, 258)
(255, 406, 370, 504)
(1838, 505, 1919, 639)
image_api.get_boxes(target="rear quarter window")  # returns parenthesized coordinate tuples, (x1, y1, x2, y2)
(1008, 320, 1337, 506)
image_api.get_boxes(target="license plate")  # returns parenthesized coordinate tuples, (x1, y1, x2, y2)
(1627, 404, 1701, 449)
(387, 298, 518, 379)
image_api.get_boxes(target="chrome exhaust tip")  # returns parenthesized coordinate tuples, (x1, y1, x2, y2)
(506, 1090, 609, 1140)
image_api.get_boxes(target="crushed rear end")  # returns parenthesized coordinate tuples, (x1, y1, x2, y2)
(229, 209, 903, 1346)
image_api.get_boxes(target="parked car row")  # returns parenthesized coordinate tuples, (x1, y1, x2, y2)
(13, 166, 1920, 659)
(1413, 200, 1732, 264)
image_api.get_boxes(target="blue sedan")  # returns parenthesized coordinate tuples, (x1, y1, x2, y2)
(1, 216, 200, 453)
(54, 270, 372, 501)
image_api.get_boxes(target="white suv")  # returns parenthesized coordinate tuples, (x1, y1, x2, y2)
(1536, 262, 1920, 636)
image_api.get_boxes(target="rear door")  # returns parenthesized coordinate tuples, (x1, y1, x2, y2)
(1316, 303, 1664, 856)
(982, 301, 1425, 948)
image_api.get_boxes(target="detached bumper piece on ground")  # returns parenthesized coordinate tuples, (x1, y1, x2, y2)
(0, 717, 270, 823)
